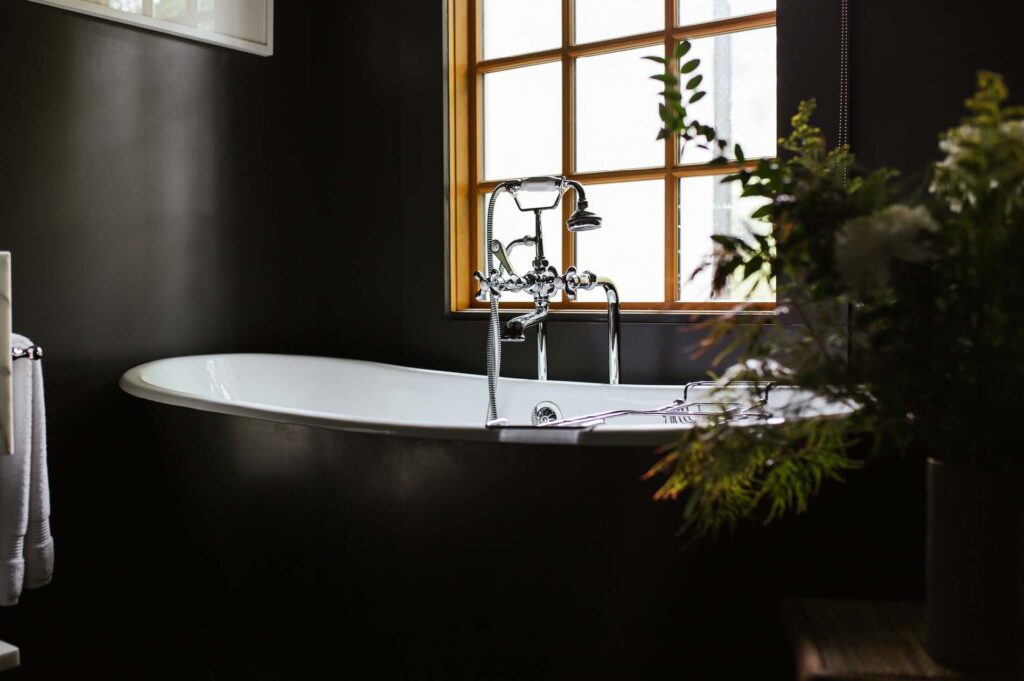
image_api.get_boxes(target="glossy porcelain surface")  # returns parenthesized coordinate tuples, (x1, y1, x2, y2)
(120, 354, 700, 446)
(120, 354, 850, 447)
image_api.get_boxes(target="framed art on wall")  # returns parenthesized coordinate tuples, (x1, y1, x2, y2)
(27, 0, 274, 56)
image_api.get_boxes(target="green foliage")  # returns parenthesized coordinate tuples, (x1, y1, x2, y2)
(647, 50, 1024, 536)
(651, 40, 727, 155)
(645, 417, 861, 538)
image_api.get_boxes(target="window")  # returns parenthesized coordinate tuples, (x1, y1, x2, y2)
(448, 0, 776, 312)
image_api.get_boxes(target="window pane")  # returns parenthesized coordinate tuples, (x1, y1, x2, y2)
(575, 180, 664, 302)
(678, 0, 775, 26)
(154, 0, 190, 21)
(482, 192, 563, 303)
(574, 0, 663, 44)
(483, 0, 561, 60)
(84, 0, 144, 13)
(679, 27, 776, 164)
(575, 46, 664, 173)
(678, 175, 772, 302)
(483, 63, 562, 181)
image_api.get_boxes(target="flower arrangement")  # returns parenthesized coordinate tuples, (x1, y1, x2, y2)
(646, 44, 1024, 538)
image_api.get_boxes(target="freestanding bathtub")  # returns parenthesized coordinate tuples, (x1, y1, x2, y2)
(117, 354, 837, 678)
(120, 353, 730, 448)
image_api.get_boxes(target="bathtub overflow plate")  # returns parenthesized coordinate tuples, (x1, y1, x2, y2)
(531, 401, 562, 426)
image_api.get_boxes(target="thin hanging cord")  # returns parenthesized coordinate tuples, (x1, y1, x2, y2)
(839, 0, 850, 183)
(840, 0, 853, 367)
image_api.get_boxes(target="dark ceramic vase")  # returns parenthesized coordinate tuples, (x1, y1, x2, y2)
(926, 458, 1024, 671)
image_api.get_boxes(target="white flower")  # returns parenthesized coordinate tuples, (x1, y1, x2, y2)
(1000, 119, 1024, 141)
(835, 205, 940, 296)
(937, 124, 982, 165)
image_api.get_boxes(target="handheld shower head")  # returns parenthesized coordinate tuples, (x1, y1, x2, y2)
(518, 177, 563, 193)
(504, 176, 603, 230)
(566, 208, 602, 232)
(510, 176, 564, 212)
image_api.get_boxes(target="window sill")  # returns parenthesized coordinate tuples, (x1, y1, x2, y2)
(447, 305, 777, 324)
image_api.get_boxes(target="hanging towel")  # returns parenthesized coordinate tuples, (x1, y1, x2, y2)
(20, 334, 52, 591)
(0, 334, 53, 606)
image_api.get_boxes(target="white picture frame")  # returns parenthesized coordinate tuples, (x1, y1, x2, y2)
(27, 0, 274, 56)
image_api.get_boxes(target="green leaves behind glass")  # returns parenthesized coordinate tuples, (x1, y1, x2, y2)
(650, 40, 713, 151)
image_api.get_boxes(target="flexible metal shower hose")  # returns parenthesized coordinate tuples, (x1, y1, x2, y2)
(485, 186, 507, 423)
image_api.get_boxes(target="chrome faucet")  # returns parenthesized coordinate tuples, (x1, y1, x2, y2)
(475, 176, 621, 423)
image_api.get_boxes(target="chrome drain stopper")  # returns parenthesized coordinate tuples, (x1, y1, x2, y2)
(531, 401, 562, 425)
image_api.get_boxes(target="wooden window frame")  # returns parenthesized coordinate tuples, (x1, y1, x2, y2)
(448, 0, 776, 314)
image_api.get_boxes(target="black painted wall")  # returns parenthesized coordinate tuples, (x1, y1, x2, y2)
(0, 0, 1020, 677)
(850, 1, 1023, 174)
(0, 1, 319, 675)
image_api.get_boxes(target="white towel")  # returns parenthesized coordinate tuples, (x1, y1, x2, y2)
(0, 334, 53, 605)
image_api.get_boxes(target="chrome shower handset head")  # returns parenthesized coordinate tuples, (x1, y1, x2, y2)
(510, 176, 566, 212)
(518, 176, 564, 193)
(505, 176, 603, 231)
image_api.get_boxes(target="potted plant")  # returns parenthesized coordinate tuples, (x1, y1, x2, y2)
(647, 44, 1024, 671)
